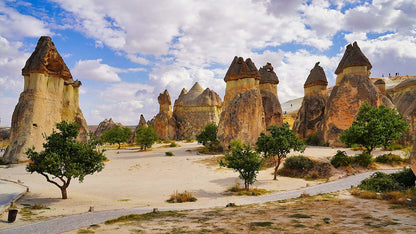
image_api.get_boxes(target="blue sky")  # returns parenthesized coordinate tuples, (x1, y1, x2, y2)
(1, 0, 415, 126)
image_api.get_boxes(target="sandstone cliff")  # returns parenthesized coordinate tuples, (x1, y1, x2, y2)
(94, 118, 122, 138)
(153, 90, 176, 140)
(293, 62, 328, 140)
(259, 63, 283, 128)
(217, 56, 266, 148)
(173, 82, 222, 139)
(3, 36, 88, 163)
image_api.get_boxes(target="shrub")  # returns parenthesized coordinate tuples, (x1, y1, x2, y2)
(305, 134, 321, 146)
(353, 152, 373, 168)
(169, 142, 177, 147)
(389, 168, 416, 189)
(359, 172, 397, 192)
(283, 156, 313, 170)
(375, 153, 403, 165)
(165, 151, 174, 156)
(185, 138, 194, 142)
(330, 150, 351, 168)
(386, 143, 404, 151)
(166, 191, 197, 203)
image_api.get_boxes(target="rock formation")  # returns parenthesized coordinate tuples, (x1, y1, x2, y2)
(318, 42, 383, 146)
(173, 82, 222, 139)
(217, 56, 266, 148)
(94, 118, 122, 138)
(153, 90, 176, 140)
(388, 78, 416, 144)
(259, 63, 283, 128)
(293, 62, 328, 140)
(130, 114, 148, 143)
(2, 36, 88, 163)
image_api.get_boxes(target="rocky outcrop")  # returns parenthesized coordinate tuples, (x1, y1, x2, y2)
(2, 36, 88, 163)
(94, 118, 122, 138)
(173, 82, 222, 139)
(217, 56, 266, 148)
(153, 90, 176, 140)
(259, 63, 283, 128)
(318, 42, 383, 146)
(293, 62, 328, 140)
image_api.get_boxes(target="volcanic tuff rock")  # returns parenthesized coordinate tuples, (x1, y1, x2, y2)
(218, 56, 266, 148)
(94, 118, 122, 138)
(259, 63, 283, 127)
(153, 90, 176, 140)
(2, 36, 88, 163)
(293, 62, 328, 140)
(318, 42, 383, 146)
(173, 82, 222, 139)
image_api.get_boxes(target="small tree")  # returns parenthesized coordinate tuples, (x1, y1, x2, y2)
(101, 125, 132, 149)
(135, 126, 158, 150)
(26, 121, 106, 199)
(219, 141, 263, 191)
(196, 123, 221, 152)
(339, 102, 408, 154)
(256, 123, 305, 180)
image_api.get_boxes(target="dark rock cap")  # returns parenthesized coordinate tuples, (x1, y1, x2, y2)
(335, 41, 372, 75)
(224, 56, 261, 82)
(374, 79, 385, 85)
(304, 62, 328, 88)
(158, 89, 171, 106)
(259, 62, 279, 84)
(22, 36, 73, 81)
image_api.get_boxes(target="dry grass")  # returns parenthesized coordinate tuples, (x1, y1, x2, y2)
(195, 155, 224, 167)
(166, 190, 197, 203)
(224, 181, 271, 196)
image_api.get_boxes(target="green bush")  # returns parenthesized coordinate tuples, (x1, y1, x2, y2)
(359, 172, 397, 192)
(305, 134, 321, 146)
(389, 168, 416, 189)
(386, 143, 404, 151)
(283, 155, 313, 170)
(330, 150, 351, 168)
(353, 152, 373, 168)
(375, 153, 403, 164)
(165, 151, 174, 156)
(169, 142, 177, 147)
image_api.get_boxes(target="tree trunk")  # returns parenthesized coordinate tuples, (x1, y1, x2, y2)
(245, 181, 249, 191)
(118, 143, 121, 149)
(61, 187, 68, 199)
(273, 157, 282, 180)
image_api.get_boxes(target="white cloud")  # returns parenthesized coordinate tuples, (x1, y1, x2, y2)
(126, 54, 150, 65)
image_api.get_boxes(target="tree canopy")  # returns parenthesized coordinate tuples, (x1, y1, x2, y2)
(101, 125, 132, 149)
(196, 123, 222, 152)
(135, 125, 158, 150)
(256, 123, 305, 180)
(219, 141, 263, 191)
(339, 102, 408, 154)
(26, 121, 106, 199)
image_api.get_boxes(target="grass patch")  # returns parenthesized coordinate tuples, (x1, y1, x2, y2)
(224, 181, 271, 196)
(77, 229, 94, 234)
(250, 221, 273, 227)
(195, 155, 224, 167)
(166, 190, 197, 203)
(278, 156, 331, 179)
(289, 213, 312, 218)
(105, 211, 184, 224)
(165, 151, 174, 156)
(118, 199, 131, 202)
(375, 153, 404, 166)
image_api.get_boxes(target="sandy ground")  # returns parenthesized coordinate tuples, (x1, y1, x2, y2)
(0, 142, 407, 229)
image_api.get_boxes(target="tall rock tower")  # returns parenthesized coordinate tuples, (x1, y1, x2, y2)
(258, 63, 283, 128)
(217, 56, 266, 148)
(173, 82, 222, 139)
(318, 42, 383, 146)
(293, 62, 328, 140)
(3, 36, 88, 163)
(153, 90, 176, 140)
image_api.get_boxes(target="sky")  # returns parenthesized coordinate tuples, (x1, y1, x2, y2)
(0, 0, 415, 126)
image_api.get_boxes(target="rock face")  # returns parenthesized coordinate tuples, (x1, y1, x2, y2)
(293, 62, 328, 140)
(173, 82, 222, 139)
(94, 118, 122, 138)
(217, 56, 266, 148)
(3, 36, 88, 163)
(259, 63, 283, 128)
(388, 78, 416, 144)
(153, 90, 176, 140)
(318, 42, 383, 146)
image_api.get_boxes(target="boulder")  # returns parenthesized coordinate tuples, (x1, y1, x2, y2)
(3, 36, 88, 163)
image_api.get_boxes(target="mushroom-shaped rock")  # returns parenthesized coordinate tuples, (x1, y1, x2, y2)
(259, 62, 279, 84)
(224, 56, 261, 82)
(335, 41, 372, 75)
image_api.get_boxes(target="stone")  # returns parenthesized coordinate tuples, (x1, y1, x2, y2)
(318, 42, 383, 146)
(2, 36, 88, 163)
(153, 90, 176, 140)
(217, 56, 265, 148)
(259, 62, 283, 127)
(293, 62, 328, 140)
(173, 82, 222, 139)
(94, 118, 122, 138)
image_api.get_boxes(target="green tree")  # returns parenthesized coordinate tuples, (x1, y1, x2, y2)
(26, 121, 106, 199)
(219, 141, 263, 191)
(135, 126, 158, 150)
(196, 123, 218, 145)
(101, 125, 132, 149)
(339, 102, 408, 154)
(256, 123, 305, 180)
